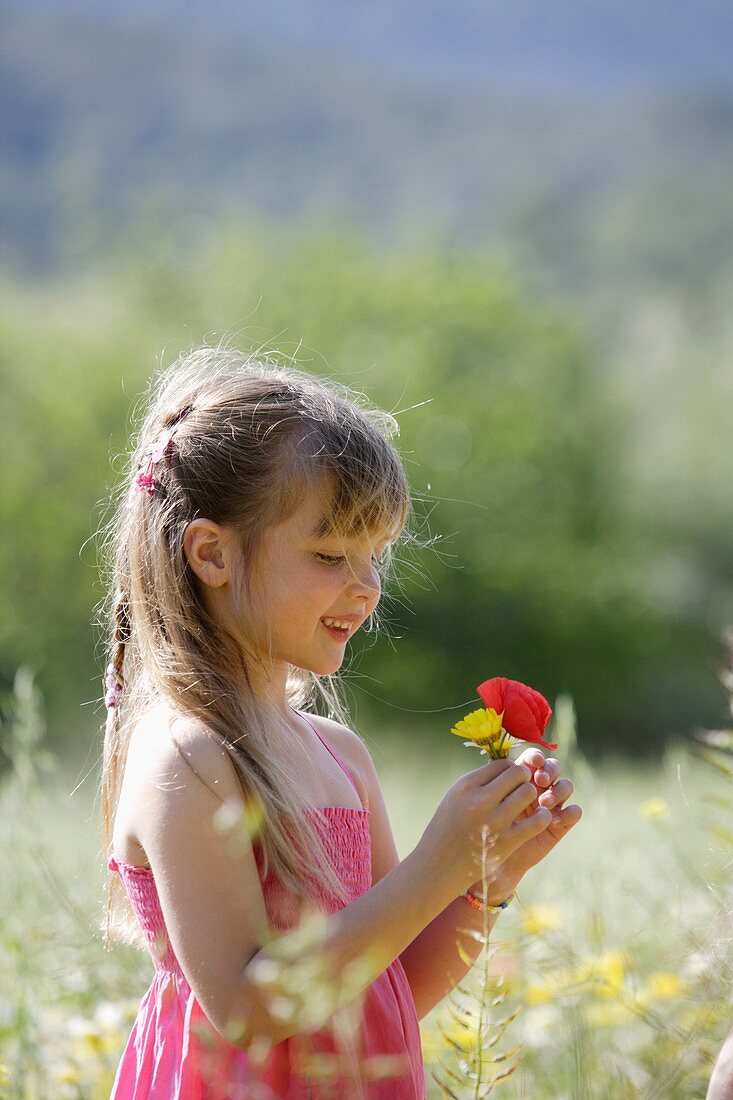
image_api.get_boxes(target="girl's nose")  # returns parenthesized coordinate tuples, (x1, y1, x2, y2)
(346, 560, 381, 604)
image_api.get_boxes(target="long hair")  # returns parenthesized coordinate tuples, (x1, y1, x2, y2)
(97, 345, 411, 948)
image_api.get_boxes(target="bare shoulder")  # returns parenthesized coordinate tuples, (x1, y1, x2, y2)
(305, 713, 378, 809)
(126, 706, 245, 809)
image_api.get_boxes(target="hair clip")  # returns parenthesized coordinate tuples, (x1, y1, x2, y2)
(104, 661, 124, 709)
(136, 405, 193, 497)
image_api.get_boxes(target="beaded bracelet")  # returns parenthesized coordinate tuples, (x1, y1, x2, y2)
(463, 889, 514, 912)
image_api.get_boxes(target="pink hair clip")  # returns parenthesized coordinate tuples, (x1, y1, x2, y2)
(136, 405, 192, 497)
(104, 661, 124, 709)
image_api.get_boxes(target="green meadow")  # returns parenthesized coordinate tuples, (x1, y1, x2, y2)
(2, 674, 731, 1099)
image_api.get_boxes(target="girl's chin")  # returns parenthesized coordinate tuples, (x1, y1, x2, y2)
(294, 654, 346, 677)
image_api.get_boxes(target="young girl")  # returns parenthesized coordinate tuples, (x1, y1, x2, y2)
(100, 346, 580, 1099)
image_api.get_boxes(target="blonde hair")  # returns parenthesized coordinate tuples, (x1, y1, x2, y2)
(98, 345, 411, 948)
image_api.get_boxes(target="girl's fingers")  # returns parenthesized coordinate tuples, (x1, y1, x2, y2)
(538, 777, 574, 809)
(505, 806, 552, 849)
(550, 803, 582, 829)
(534, 757, 561, 789)
(476, 761, 531, 797)
(515, 747, 545, 772)
(490, 781, 539, 830)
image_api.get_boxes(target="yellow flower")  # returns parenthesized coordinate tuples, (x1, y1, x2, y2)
(585, 1001, 634, 1028)
(524, 968, 576, 1005)
(646, 971, 683, 999)
(436, 1016, 481, 1053)
(635, 970, 684, 1007)
(451, 708, 509, 756)
(576, 951, 627, 998)
(418, 1023, 443, 1064)
(639, 797, 669, 820)
(55, 1064, 82, 1086)
(520, 903, 564, 936)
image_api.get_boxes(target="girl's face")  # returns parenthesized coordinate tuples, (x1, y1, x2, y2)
(245, 493, 388, 680)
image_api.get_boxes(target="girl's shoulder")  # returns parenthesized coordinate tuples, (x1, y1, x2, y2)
(114, 705, 247, 867)
(125, 705, 244, 806)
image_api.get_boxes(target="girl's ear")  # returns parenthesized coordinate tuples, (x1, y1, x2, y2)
(183, 519, 232, 589)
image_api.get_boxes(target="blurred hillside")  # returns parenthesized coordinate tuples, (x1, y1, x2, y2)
(2, 1, 733, 308)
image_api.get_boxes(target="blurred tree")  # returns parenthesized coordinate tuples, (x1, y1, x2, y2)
(0, 230, 727, 756)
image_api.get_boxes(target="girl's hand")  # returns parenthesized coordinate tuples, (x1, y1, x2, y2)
(417, 758, 553, 900)
(473, 747, 581, 904)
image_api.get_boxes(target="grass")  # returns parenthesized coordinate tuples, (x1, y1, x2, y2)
(1, 697, 732, 1098)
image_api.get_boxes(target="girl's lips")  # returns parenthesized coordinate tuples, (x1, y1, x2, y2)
(320, 617, 359, 642)
(321, 622, 351, 642)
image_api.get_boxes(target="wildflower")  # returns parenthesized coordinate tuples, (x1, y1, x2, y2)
(635, 970, 684, 1008)
(477, 677, 556, 749)
(524, 967, 577, 1005)
(437, 1014, 482, 1053)
(55, 1064, 82, 1086)
(639, 796, 669, 820)
(451, 708, 507, 755)
(585, 1001, 634, 1028)
(451, 677, 557, 759)
(418, 1023, 442, 1064)
(576, 951, 627, 998)
(520, 903, 564, 936)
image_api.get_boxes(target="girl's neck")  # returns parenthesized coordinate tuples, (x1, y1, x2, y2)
(246, 660, 293, 724)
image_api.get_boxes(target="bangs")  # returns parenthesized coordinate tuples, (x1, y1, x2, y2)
(285, 414, 411, 544)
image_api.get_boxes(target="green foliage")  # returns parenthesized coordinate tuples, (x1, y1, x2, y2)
(0, 232, 728, 754)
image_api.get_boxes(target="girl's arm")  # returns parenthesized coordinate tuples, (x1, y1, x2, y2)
(348, 735, 580, 1019)
(132, 717, 549, 1052)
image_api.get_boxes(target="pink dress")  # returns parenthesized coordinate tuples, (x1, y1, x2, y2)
(108, 719, 426, 1099)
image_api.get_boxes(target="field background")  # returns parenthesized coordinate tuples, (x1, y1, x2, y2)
(2, 0, 733, 1095)
(2, 688, 733, 1097)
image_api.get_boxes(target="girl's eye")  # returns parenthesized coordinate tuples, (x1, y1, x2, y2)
(315, 553, 345, 565)
(315, 551, 384, 568)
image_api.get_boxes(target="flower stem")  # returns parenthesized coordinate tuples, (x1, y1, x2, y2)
(473, 823, 492, 1100)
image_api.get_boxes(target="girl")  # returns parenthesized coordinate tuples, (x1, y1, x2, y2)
(100, 346, 580, 1099)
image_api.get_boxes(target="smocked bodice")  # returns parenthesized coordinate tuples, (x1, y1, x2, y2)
(108, 805, 372, 972)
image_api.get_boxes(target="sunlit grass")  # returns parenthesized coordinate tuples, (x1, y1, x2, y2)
(1, 708, 731, 1097)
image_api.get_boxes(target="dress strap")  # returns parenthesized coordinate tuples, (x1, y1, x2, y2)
(295, 710, 362, 803)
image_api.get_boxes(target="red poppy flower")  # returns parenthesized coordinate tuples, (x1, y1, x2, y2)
(476, 677, 557, 751)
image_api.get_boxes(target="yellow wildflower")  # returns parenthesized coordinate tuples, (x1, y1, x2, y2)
(451, 708, 510, 757)
(437, 1016, 481, 1053)
(635, 970, 684, 1008)
(576, 951, 627, 998)
(55, 1064, 82, 1086)
(418, 1024, 442, 1064)
(639, 797, 669, 820)
(585, 1001, 634, 1028)
(520, 903, 564, 936)
(524, 968, 576, 1005)
(646, 970, 683, 999)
